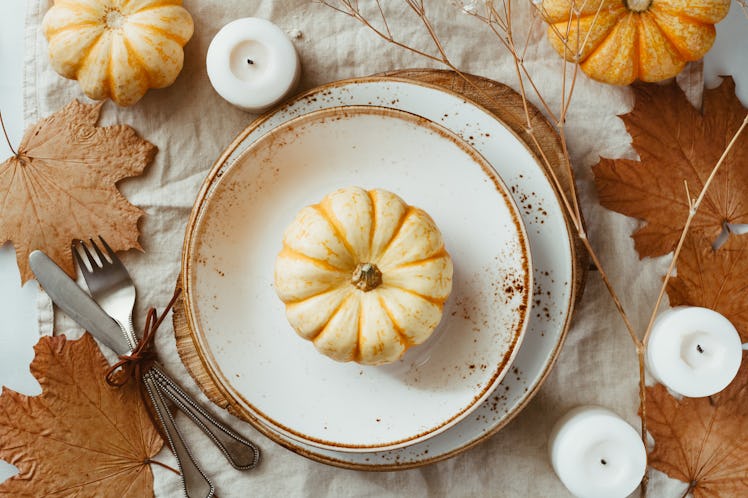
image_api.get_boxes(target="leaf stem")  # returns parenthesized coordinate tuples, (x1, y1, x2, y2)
(680, 481, 696, 498)
(146, 458, 181, 476)
(0, 111, 17, 157)
(637, 344, 649, 496)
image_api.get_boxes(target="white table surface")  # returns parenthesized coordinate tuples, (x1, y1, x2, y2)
(0, 0, 40, 483)
(1, 0, 746, 487)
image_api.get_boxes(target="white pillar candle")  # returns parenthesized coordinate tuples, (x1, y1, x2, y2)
(549, 406, 647, 498)
(647, 306, 742, 397)
(207, 18, 301, 112)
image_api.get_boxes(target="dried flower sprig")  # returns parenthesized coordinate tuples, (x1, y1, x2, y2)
(320, 0, 748, 493)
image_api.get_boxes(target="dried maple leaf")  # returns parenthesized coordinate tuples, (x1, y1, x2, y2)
(593, 77, 748, 259)
(0, 333, 163, 496)
(645, 355, 748, 497)
(668, 233, 748, 342)
(0, 100, 156, 284)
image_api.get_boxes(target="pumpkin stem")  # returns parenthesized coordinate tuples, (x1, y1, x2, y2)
(351, 263, 383, 292)
(625, 0, 652, 12)
(105, 9, 125, 29)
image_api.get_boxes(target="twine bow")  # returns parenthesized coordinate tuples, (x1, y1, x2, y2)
(105, 288, 182, 387)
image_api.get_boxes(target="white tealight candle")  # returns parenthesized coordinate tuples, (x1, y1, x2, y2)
(549, 406, 647, 498)
(207, 18, 301, 112)
(647, 306, 742, 397)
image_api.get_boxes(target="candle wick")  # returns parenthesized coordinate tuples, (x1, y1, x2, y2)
(246, 58, 254, 65)
(600, 459, 607, 465)
(697, 344, 704, 354)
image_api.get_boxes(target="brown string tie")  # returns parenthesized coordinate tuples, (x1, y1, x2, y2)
(105, 288, 182, 387)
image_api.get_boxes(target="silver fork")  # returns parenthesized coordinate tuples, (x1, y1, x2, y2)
(74, 238, 261, 496)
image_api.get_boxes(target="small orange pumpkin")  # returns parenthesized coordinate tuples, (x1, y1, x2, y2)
(542, 0, 730, 85)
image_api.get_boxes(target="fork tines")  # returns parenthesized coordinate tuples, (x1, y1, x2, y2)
(73, 237, 120, 272)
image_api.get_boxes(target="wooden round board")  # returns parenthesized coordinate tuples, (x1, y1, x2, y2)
(172, 69, 588, 462)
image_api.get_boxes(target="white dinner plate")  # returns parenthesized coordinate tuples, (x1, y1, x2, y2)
(181, 77, 576, 468)
(184, 105, 531, 452)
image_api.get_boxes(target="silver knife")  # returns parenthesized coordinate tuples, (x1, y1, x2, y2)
(30, 249, 260, 469)
(29, 250, 214, 498)
(29, 251, 130, 354)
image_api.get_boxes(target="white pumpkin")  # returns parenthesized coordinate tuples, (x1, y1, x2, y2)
(42, 0, 194, 106)
(274, 187, 453, 366)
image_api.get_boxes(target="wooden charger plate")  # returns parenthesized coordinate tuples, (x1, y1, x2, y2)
(173, 69, 587, 468)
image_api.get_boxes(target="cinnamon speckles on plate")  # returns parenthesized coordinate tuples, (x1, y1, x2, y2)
(185, 105, 531, 453)
(179, 76, 576, 470)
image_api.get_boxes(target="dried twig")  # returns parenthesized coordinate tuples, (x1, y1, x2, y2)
(739, 0, 748, 19)
(319, 0, 748, 494)
(642, 113, 748, 348)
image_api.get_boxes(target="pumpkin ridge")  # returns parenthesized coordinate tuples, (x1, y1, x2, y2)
(100, 32, 116, 104)
(560, 3, 627, 52)
(69, 28, 107, 79)
(49, 27, 106, 78)
(574, 13, 622, 62)
(44, 21, 101, 38)
(120, 33, 151, 87)
(123, 1, 184, 15)
(307, 292, 354, 342)
(647, 7, 714, 61)
(649, 4, 710, 28)
(126, 25, 180, 68)
(353, 295, 363, 362)
(577, 12, 634, 67)
(386, 247, 450, 270)
(638, 10, 689, 71)
(389, 286, 447, 307)
(313, 202, 359, 263)
(129, 20, 190, 45)
(376, 294, 413, 347)
(543, 0, 624, 24)
(366, 189, 377, 261)
(55, 0, 102, 18)
(278, 246, 349, 273)
(373, 206, 416, 263)
(646, 11, 694, 61)
(279, 279, 349, 306)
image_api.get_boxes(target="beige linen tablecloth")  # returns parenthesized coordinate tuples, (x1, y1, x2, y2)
(25, 1, 687, 496)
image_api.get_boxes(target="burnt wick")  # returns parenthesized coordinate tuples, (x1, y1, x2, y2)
(246, 58, 255, 65)
(697, 344, 704, 354)
(600, 459, 607, 465)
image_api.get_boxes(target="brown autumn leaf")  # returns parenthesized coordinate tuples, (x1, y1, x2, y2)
(644, 354, 748, 498)
(668, 233, 748, 342)
(0, 100, 156, 284)
(0, 332, 163, 496)
(593, 77, 748, 259)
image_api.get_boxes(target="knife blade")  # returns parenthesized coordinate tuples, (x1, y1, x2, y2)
(29, 250, 131, 354)
(30, 250, 217, 497)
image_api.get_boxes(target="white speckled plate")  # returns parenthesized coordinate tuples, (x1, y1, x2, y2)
(180, 77, 576, 468)
(184, 105, 531, 452)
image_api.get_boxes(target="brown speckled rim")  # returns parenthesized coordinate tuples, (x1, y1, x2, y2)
(180, 76, 578, 470)
(184, 104, 532, 452)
